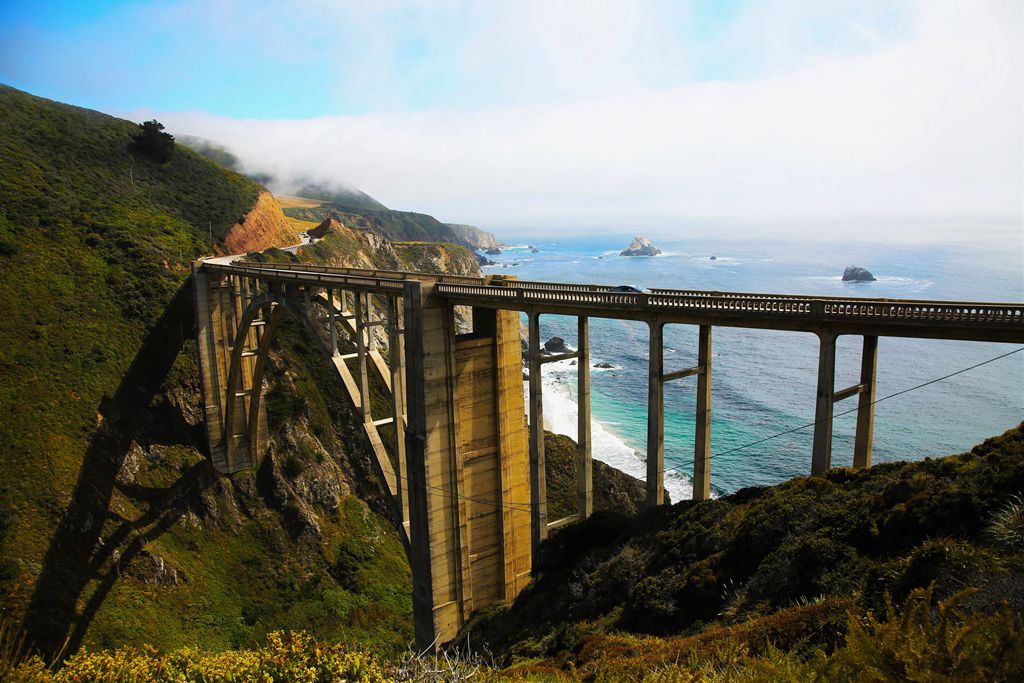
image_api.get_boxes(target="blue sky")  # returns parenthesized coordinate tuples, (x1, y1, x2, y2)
(2, 0, 908, 118)
(0, 1, 1020, 244)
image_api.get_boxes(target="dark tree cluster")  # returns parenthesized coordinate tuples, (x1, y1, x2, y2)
(130, 119, 175, 163)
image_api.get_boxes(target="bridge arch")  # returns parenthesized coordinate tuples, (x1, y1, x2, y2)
(222, 289, 307, 471)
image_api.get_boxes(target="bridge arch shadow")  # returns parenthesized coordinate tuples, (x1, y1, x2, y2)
(20, 279, 215, 660)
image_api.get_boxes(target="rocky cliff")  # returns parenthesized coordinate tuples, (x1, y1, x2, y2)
(445, 223, 500, 250)
(223, 190, 298, 255)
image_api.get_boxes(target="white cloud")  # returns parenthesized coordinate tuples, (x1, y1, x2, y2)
(152, 0, 1021, 246)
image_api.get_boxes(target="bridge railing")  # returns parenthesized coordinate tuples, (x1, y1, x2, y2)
(204, 262, 408, 293)
(202, 260, 1024, 329)
(208, 259, 492, 286)
(435, 281, 1024, 327)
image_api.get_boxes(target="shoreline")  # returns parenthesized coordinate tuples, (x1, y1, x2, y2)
(526, 352, 694, 502)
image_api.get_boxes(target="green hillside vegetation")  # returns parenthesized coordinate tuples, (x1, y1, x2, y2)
(0, 85, 415, 659)
(458, 424, 1024, 679)
(7, 427, 1023, 680)
(288, 182, 388, 212)
(0, 82, 261, 632)
(176, 135, 242, 172)
(283, 203, 472, 246)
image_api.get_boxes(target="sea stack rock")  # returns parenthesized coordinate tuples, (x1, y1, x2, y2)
(485, 247, 502, 255)
(842, 266, 876, 282)
(544, 336, 568, 354)
(620, 236, 662, 257)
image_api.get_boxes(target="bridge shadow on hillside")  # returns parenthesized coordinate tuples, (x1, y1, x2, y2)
(21, 278, 215, 660)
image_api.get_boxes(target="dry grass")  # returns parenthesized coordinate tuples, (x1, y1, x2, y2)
(274, 194, 325, 209)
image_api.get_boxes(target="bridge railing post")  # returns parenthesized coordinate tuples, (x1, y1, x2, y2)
(853, 335, 878, 468)
(811, 331, 837, 475)
(528, 311, 547, 571)
(646, 318, 664, 507)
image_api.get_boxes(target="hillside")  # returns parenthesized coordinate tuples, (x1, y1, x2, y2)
(7, 427, 1022, 681)
(0, 85, 408, 658)
(458, 424, 1024, 679)
(283, 202, 499, 251)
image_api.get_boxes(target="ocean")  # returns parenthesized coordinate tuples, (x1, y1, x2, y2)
(482, 235, 1024, 500)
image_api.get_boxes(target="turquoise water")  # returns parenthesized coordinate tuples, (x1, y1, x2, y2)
(487, 235, 1023, 496)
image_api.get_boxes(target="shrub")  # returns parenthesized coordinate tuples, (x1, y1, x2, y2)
(986, 494, 1024, 551)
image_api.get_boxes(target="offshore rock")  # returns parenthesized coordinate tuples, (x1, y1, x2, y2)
(842, 265, 876, 282)
(544, 336, 568, 353)
(620, 236, 662, 257)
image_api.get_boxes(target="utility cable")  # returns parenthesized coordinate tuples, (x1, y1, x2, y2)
(662, 345, 1024, 479)
(369, 346, 1024, 512)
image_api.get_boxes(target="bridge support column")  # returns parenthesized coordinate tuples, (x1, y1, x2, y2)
(327, 288, 339, 357)
(647, 319, 665, 507)
(527, 311, 548, 571)
(405, 283, 532, 652)
(355, 292, 371, 423)
(387, 295, 409, 529)
(853, 335, 878, 468)
(577, 316, 593, 519)
(812, 332, 836, 476)
(693, 325, 713, 501)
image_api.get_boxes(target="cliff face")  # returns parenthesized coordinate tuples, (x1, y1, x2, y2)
(445, 223, 500, 250)
(393, 241, 481, 276)
(223, 191, 298, 254)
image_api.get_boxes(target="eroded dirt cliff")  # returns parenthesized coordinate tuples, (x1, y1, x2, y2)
(223, 191, 298, 255)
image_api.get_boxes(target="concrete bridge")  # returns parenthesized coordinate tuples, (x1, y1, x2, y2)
(192, 259, 1023, 650)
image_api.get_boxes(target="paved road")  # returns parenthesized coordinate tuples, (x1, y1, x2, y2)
(204, 232, 314, 266)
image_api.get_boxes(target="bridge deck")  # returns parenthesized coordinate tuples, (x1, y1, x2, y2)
(202, 260, 1024, 343)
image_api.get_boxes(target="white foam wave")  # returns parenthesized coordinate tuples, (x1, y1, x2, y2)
(525, 357, 693, 502)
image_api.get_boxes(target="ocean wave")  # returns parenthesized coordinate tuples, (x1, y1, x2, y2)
(527, 360, 694, 502)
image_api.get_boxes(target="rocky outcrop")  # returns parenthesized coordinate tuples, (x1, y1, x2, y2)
(394, 242, 481, 277)
(485, 247, 502, 255)
(544, 432, 669, 518)
(223, 191, 298, 255)
(308, 216, 340, 240)
(544, 337, 569, 354)
(446, 223, 500, 250)
(620, 236, 662, 257)
(842, 266, 876, 282)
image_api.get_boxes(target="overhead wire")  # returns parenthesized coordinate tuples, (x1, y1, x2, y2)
(368, 345, 1024, 512)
